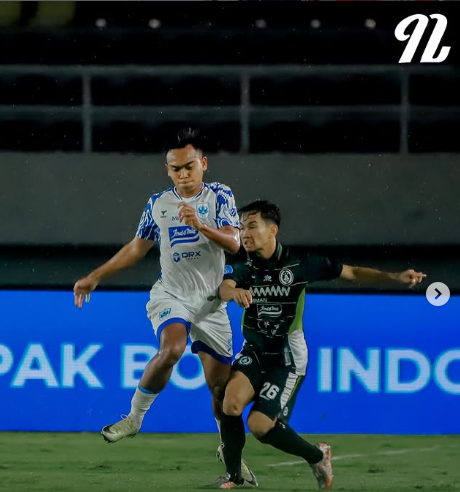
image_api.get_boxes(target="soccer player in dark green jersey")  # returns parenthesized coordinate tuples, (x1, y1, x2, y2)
(209, 200, 426, 490)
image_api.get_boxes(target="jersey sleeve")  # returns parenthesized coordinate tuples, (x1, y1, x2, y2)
(215, 184, 239, 229)
(135, 196, 160, 242)
(301, 249, 343, 282)
(223, 250, 250, 287)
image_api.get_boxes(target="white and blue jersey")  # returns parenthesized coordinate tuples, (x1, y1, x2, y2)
(136, 182, 239, 315)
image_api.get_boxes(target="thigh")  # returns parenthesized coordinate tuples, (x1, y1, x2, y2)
(198, 351, 231, 391)
(252, 366, 305, 422)
(190, 308, 233, 364)
(158, 322, 189, 352)
(224, 369, 257, 414)
(232, 345, 264, 395)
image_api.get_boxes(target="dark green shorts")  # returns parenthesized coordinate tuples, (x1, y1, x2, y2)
(233, 346, 305, 422)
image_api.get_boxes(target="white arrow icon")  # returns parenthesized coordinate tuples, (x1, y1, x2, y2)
(426, 282, 450, 307)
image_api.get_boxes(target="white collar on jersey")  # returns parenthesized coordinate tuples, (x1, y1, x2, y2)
(172, 183, 205, 201)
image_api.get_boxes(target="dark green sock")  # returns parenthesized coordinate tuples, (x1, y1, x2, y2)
(259, 421, 323, 464)
(220, 413, 246, 483)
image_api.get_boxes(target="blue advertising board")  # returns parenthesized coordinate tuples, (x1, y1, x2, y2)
(0, 291, 458, 434)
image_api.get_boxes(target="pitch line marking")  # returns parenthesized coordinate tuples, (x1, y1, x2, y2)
(266, 445, 456, 467)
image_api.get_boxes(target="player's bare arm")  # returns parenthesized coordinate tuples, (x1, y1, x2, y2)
(340, 265, 427, 288)
(178, 202, 240, 253)
(73, 236, 155, 308)
(219, 279, 253, 308)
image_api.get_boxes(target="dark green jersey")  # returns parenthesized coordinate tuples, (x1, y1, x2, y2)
(224, 243, 342, 373)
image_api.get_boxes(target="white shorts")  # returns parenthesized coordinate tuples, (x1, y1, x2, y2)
(146, 293, 233, 364)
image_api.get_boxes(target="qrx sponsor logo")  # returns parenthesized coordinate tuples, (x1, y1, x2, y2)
(395, 14, 450, 64)
(185, 251, 202, 260)
(172, 251, 202, 263)
(196, 202, 210, 219)
(257, 304, 283, 318)
(250, 285, 291, 298)
(169, 226, 200, 248)
(159, 308, 171, 321)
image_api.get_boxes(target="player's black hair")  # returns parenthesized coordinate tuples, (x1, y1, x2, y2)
(238, 200, 281, 227)
(163, 127, 205, 157)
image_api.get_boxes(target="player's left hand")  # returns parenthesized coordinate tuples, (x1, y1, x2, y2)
(178, 202, 203, 230)
(397, 269, 427, 288)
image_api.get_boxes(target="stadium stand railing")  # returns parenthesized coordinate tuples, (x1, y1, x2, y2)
(0, 64, 458, 153)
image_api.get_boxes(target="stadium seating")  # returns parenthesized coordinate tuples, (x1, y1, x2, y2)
(0, 3, 458, 153)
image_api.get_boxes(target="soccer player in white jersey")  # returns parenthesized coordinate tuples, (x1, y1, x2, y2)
(73, 128, 258, 487)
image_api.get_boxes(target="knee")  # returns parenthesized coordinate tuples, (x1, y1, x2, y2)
(247, 413, 275, 440)
(223, 395, 245, 417)
(157, 342, 185, 367)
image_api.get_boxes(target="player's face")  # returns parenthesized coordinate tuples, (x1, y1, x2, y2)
(166, 144, 208, 197)
(240, 212, 277, 254)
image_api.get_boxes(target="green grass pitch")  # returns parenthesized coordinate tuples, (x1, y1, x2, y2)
(0, 432, 458, 491)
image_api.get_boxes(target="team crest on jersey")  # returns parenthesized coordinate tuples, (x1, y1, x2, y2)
(238, 356, 252, 366)
(172, 252, 181, 263)
(224, 265, 233, 275)
(159, 308, 171, 321)
(196, 202, 210, 219)
(279, 268, 294, 286)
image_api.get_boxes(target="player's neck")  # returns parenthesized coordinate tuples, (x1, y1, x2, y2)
(256, 241, 277, 260)
(175, 183, 203, 198)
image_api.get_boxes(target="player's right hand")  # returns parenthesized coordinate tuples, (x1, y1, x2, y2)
(233, 288, 252, 308)
(73, 276, 99, 308)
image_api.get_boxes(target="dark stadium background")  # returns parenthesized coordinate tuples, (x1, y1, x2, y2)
(0, 2, 459, 294)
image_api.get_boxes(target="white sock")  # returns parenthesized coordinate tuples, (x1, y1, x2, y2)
(215, 418, 222, 442)
(128, 387, 158, 427)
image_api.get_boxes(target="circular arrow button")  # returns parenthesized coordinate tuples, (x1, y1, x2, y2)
(426, 282, 450, 306)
